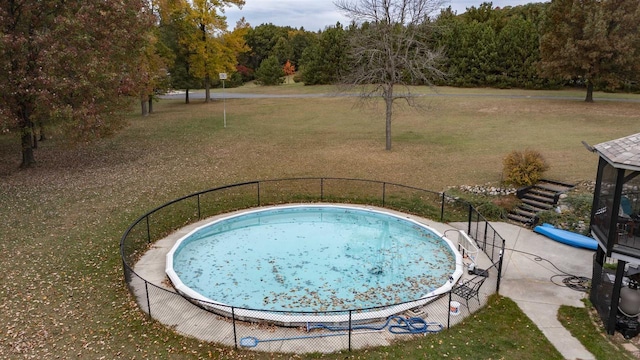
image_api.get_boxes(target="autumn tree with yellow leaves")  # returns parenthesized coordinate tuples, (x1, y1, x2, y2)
(184, 0, 246, 102)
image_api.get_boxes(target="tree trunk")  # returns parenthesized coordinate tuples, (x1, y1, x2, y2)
(20, 128, 36, 168)
(39, 125, 46, 141)
(585, 81, 594, 103)
(384, 86, 393, 151)
(204, 75, 211, 103)
(148, 95, 153, 114)
(185, 88, 190, 104)
(30, 121, 38, 149)
(141, 96, 148, 116)
(18, 101, 36, 167)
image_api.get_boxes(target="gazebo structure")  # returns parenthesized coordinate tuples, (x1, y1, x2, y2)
(589, 133, 640, 337)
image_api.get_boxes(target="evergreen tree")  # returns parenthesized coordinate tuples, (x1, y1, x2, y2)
(272, 36, 294, 65)
(300, 23, 348, 85)
(243, 24, 291, 70)
(495, 17, 541, 88)
(255, 55, 285, 85)
(435, 2, 549, 89)
(289, 30, 317, 67)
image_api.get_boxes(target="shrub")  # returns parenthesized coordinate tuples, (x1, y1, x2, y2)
(564, 193, 593, 216)
(219, 72, 244, 88)
(502, 149, 550, 187)
(446, 187, 520, 221)
(474, 201, 509, 220)
(536, 209, 561, 225)
(235, 64, 254, 82)
(537, 192, 593, 234)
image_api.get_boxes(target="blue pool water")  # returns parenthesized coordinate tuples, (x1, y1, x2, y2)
(167, 205, 457, 312)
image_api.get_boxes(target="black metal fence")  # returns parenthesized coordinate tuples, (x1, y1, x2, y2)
(121, 178, 506, 352)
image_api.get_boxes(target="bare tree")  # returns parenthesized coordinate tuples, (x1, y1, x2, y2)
(335, 0, 446, 150)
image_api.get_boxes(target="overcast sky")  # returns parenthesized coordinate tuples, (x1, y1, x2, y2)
(224, 1, 546, 31)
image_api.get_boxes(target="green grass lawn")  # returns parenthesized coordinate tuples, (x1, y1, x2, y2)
(1, 85, 639, 358)
(558, 303, 636, 360)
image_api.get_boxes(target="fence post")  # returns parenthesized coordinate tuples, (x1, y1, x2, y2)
(144, 281, 151, 319)
(440, 192, 446, 222)
(232, 307, 238, 350)
(492, 231, 498, 259)
(382, 182, 386, 207)
(483, 222, 489, 252)
(496, 245, 504, 293)
(197, 194, 201, 219)
(447, 291, 452, 329)
(257, 182, 261, 206)
(146, 215, 151, 244)
(467, 204, 473, 236)
(348, 310, 352, 351)
(320, 178, 324, 201)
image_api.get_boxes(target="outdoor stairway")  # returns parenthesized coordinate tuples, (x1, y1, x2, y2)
(507, 179, 575, 226)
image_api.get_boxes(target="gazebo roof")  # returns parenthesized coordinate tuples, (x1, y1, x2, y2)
(594, 132, 640, 171)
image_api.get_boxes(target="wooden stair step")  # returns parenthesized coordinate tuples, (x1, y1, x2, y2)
(529, 187, 557, 198)
(522, 198, 554, 210)
(513, 207, 537, 217)
(536, 181, 574, 193)
(520, 203, 542, 211)
(524, 193, 555, 204)
(507, 213, 534, 224)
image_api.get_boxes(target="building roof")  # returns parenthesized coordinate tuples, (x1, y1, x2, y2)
(594, 132, 640, 171)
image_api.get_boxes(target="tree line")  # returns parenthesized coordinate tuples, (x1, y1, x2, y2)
(2, 0, 639, 167)
(237, 1, 639, 97)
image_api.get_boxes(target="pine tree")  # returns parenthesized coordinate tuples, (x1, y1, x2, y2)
(255, 56, 285, 86)
(299, 24, 348, 85)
